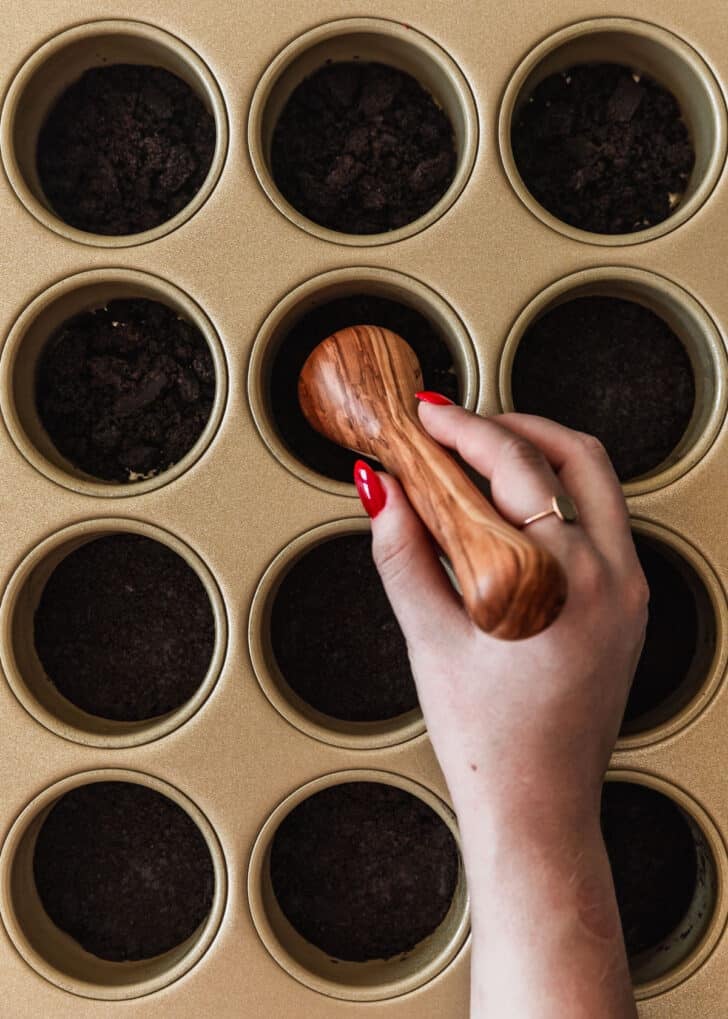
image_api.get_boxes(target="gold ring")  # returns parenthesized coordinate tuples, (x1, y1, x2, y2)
(521, 494, 579, 528)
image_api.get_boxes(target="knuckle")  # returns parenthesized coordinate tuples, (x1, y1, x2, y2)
(502, 435, 547, 472)
(573, 549, 611, 602)
(577, 432, 609, 459)
(457, 429, 484, 468)
(372, 534, 416, 589)
(625, 569, 651, 617)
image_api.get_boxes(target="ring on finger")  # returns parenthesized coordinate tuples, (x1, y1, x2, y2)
(521, 494, 579, 529)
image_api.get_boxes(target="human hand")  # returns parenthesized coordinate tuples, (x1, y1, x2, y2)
(354, 402, 647, 1018)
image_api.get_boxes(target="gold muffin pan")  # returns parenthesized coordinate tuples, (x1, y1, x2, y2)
(0, 4, 726, 1017)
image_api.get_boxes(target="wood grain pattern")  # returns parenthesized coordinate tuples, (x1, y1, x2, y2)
(299, 326, 567, 640)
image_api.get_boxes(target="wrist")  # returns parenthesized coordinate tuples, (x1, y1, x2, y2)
(461, 802, 604, 895)
(454, 782, 605, 911)
(452, 770, 600, 854)
(460, 798, 635, 1019)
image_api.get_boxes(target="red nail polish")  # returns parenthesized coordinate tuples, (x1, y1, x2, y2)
(415, 390, 454, 406)
(353, 460, 386, 519)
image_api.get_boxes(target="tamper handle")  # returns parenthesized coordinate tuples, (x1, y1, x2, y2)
(376, 409, 566, 639)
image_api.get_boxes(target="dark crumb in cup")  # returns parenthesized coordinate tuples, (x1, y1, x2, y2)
(270, 782, 459, 961)
(270, 533, 417, 722)
(271, 62, 456, 234)
(601, 782, 698, 958)
(511, 296, 696, 481)
(511, 63, 695, 234)
(37, 297, 216, 483)
(34, 534, 215, 722)
(621, 535, 702, 729)
(37, 65, 215, 235)
(271, 293, 459, 482)
(33, 782, 214, 961)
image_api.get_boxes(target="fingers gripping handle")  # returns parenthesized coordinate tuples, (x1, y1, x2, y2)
(381, 421, 568, 640)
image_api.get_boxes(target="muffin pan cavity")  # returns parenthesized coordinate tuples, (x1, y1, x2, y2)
(511, 62, 695, 236)
(0, 269, 227, 497)
(500, 267, 727, 495)
(249, 518, 423, 749)
(0, 20, 228, 246)
(0, 519, 227, 748)
(0, 770, 227, 1000)
(603, 773, 726, 997)
(248, 266, 478, 494)
(499, 17, 727, 244)
(619, 523, 724, 745)
(248, 17, 478, 244)
(247, 771, 469, 1001)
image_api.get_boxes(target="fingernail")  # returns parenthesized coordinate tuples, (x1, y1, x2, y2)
(353, 460, 386, 519)
(415, 390, 454, 406)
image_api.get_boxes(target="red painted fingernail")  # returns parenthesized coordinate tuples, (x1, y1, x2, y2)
(353, 460, 386, 519)
(415, 390, 454, 406)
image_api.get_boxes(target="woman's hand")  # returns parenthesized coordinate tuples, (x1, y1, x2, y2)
(354, 403, 647, 1019)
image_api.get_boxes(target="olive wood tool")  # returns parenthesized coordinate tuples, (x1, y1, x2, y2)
(298, 325, 567, 640)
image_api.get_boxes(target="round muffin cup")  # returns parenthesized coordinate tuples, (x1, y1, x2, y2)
(617, 520, 726, 749)
(249, 518, 424, 750)
(0, 19, 228, 246)
(248, 16, 478, 245)
(247, 769, 469, 1002)
(498, 267, 728, 496)
(0, 268, 228, 497)
(0, 518, 227, 749)
(498, 17, 727, 245)
(605, 771, 726, 997)
(0, 769, 226, 1000)
(248, 266, 479, 496)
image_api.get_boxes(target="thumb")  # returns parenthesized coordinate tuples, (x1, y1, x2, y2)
(354, 461, 465, 647)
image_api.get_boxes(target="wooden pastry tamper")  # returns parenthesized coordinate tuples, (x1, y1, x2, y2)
(298, 325, 567, 640)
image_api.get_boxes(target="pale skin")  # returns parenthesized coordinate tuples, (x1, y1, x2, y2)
(365, 405, 647, 1019)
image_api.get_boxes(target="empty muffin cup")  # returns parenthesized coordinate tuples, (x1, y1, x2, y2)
(0, 518, 227, 748)
(248, 266, 478, 494)
(498, 17, 727, 244)
(0, 19, 228, 245)
(248, 17, 478, 244)
(618, 521, 724, 747)
(499, 267, 727, 495)
(0, 268, 227, 496)
(249, 518, 423, 750)
(0, 769, 226, 1000)
(247, 770, 469, 1001)
(603, 772, 725, 996)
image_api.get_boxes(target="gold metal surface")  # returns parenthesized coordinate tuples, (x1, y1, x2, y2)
(0, 3, 726, 1017)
